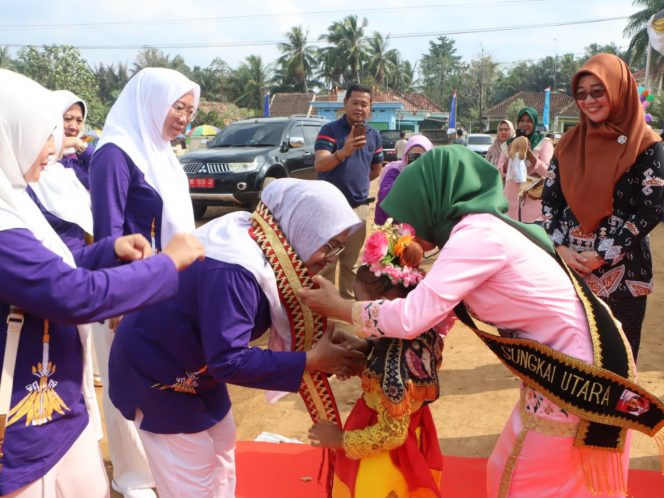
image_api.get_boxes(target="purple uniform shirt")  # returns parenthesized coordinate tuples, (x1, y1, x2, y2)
(90, 143, 164, 250)
(374, 167, 401, 226)
(25, 186, 86, 253)
(109, 259, 306, 434)
(0, 229, 178, 495)
(60, 146, 94, 190)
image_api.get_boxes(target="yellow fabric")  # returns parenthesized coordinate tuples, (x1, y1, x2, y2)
(342, 390, 420, 459)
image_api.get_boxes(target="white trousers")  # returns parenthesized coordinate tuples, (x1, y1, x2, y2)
(134, 410, 237, 498)
(91, 321, 155, 493)
(2, 422, 109, 498)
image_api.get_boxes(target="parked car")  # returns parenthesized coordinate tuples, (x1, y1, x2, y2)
(466, 133, 493, 156)
(379, 129, 402, 162)
(180, 115, 328, 219)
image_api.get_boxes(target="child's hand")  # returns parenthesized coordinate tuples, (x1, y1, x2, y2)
(308, 420, 344, 449)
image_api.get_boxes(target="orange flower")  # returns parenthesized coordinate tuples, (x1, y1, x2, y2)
(394, 234, 414, 258)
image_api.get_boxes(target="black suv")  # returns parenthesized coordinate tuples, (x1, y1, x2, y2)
(379, 129, 402, 162)
(181, 115, 328, 218)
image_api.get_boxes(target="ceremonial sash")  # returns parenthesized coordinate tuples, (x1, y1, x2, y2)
(453, 255, 664, 494)
(250, 202, 340, 495)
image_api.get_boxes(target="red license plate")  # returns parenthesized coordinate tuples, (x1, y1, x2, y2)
(189, 178, 214, 189)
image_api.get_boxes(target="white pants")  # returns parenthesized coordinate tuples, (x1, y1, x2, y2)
(91, 321, 155, 493)
(2, 423, 109, 498)
(134, 410, 237, 498)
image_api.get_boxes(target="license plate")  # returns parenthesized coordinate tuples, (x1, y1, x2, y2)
(189, 178, 214, 189)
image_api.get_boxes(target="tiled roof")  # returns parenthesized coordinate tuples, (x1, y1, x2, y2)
(484, 91, 579, 119)
(269, 93, 315, 117)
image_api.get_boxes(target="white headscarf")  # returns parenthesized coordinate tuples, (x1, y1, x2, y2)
(0, 69, 75, 267)
(196, 178, 361, 354)
(52, 89, 88, 155)
(96, 67, 201, 246)
(28, 91, 93, 235)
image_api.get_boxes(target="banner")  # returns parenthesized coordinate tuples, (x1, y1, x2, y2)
(543, 87, 551, 131)
(263, 93, 271, 117)
(448, 91, 457, 132)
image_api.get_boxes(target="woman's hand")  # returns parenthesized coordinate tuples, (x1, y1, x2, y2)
(555, 245, 593, 275)
(577, 250, 605, 272)
(308, 420, 344, 449)
(298, 275, 353, 322)
(305, 331, 366, 376)
(114, 234, 153, 261)
(162, 233, 205, 271)
(331, 329, 371, 354)
(63, 136, 87, 153)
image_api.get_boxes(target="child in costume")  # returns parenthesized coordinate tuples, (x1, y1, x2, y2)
(309, 220, 452, 498)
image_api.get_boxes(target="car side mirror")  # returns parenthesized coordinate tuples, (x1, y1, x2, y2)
(289, 136, 305, 149)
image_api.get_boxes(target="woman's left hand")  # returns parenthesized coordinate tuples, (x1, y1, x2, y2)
(114, 234, 153, 261)
(577, 250, 605, 272)
(298, 275, 353, 322)
(308, 420, 343, 449)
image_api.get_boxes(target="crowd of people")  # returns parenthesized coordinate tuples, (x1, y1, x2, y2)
(1, 52, 664, 498)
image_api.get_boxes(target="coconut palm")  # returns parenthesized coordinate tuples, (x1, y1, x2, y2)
(320, 15, 369, 84)
(277, 26, 317, 92)
(229, 55, 272, 111)
(624, 0, 664, 65)
(366, 33, 398, 88)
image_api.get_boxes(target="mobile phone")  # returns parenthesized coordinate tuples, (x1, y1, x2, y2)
(515, 128, 527, 137)
(352, 123, 366, 138)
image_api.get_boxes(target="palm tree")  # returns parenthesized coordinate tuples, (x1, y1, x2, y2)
(132, 47, 190, 75)
(624, 1, 664, 65)
(0, 46, 12, 69)
(277, 26, 317, 92)
(366, 33, 398, 88)
(229, 55, 272, 111)
(94, 62, 129, 107)
(320, 15, 369, 84)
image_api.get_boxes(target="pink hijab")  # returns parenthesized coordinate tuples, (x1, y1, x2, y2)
(380, 134, 434, 180)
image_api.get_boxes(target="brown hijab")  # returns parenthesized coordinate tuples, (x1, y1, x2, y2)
(555, 53, 661, 233)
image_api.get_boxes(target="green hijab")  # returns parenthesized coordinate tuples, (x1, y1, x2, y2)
(512, 107, 545, 149)
(380, 145, 553, 253)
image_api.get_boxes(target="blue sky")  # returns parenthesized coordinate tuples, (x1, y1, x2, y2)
(0, 0, 639, 71)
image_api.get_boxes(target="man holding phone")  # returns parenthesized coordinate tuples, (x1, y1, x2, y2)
(314, 83, 384, 298)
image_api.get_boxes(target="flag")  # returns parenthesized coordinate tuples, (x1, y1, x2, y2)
(448, 91, 457, 132)
(543, 87, 551, 131)
(263, 93, 271, 117)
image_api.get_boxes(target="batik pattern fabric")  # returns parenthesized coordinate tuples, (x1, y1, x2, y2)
(333, 330, 444, 498)
(542, 143, 664, 299)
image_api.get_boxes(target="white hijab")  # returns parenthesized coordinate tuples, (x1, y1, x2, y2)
(196, 178, 362, 354)
(53, 89, 87, 156)
(96, 67, 201, 246)
(0, 69, 75, 267)
(29, 90, 93, 235)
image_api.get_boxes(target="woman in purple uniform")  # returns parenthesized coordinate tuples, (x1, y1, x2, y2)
(0, 70, 204, 497)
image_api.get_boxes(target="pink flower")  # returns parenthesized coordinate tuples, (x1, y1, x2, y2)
(362, 231, 389, 265)
(400, 223, 416, 237)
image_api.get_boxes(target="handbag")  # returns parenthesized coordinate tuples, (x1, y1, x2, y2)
(520, 175, 545, 200)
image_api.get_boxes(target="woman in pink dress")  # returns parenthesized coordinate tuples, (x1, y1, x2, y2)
(500, 108, 553, 223)
(298, 146, 664, 498)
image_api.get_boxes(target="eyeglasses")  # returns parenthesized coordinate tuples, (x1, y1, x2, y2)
(323, 242, 345, 260)
(407, 152, 422, 163)
(574, 88, 606, 101)
(171, 103, 196, 122)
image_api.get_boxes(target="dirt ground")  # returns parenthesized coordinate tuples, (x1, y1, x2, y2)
(101, 180, 664, 496)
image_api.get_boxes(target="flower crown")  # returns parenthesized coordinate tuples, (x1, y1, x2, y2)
(361, 219, 425, 288)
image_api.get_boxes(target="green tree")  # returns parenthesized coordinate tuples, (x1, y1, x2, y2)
(419, 36, 462, 109)
(624, 0, 664, 66)
(506, 98, 527, 125)
(228, 55, 272, 112)
(14, 45, 105, 127)
(366, 32, 398, 88)
(276, 26, 317, 92)
(0, 46, 13, 69)
(94, 62, 129, 108)
(132, 47, 190, 75)
(460, 53, 498, 131)
(190, 58, 232, 102)
(320, 15, 369, 84)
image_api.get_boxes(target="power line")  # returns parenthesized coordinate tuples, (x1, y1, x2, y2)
(0, 16, 628, 51)
(0, 0, 576, 30)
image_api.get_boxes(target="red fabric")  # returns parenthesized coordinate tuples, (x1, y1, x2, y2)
(234, 441, 664, 498)
(334, 397, 443, 497)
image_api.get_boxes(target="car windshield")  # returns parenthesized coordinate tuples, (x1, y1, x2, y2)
(467, 136, 493, 145)
(380, 131, 401, 141)
(208, 122, 286, 147)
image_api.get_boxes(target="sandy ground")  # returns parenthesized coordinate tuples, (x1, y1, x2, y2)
(101, 180, 664, 496)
